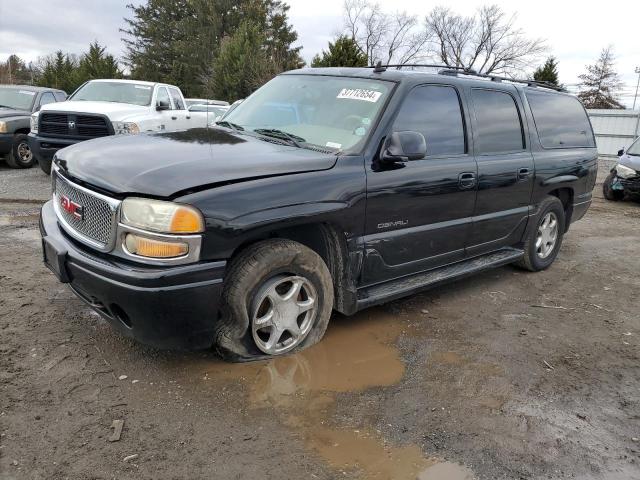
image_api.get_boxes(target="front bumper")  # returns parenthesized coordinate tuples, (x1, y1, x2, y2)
(28, 133, 82, 163)
(40, 200, 226, 350)
(0, 133, 13, 155)
(620, 176, 640, 197)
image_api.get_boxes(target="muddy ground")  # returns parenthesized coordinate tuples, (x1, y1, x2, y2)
(1, 164, 639, 480)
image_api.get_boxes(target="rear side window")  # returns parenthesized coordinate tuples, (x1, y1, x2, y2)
(169, 88, 185, 110)
(472, 89, 524, 154)
(526, 91, 595, 148)
(392, 85, 466, 156)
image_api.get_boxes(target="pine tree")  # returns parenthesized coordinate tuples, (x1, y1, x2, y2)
(533, 57, 559, 86)
(76, 41, 122, 81)
(311, 36, 368, 68)
(578, 47, 624, 109)
(122, 0, 303, 98)
(36, 51, 79, 93)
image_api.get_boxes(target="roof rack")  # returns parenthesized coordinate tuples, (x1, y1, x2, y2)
(367, 61, 566, 92)
(438, 68, 567, 92)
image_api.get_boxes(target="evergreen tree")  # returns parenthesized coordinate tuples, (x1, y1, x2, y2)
(533, 56, 559, 86)
(578, 47, 624, 109)
(76, 41, 122, 81)
(122, 0, 303, 98)
(311, 36, 368, 68)
(36, 51, 79, 93)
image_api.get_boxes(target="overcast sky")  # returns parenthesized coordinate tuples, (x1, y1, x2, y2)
(1, 0, 638, 106)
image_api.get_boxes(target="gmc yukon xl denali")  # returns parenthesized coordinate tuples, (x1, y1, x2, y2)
(39, 66, 597, 361)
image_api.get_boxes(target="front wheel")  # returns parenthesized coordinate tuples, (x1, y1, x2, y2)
(214, 239, 334, 362)
(602, 172, 624, 201)
(516, 196, 565, 272)
(5, 134, 34, 168)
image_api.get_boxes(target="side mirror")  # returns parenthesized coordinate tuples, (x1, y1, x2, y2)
(618, 148, 625, 157)
(156, 100, 170, 111)
(381, 131, 427, 163)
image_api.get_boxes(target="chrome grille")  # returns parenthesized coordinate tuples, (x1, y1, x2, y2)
(53, 172, 119, 250)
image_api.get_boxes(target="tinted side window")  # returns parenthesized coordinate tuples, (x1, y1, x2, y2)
(156, 87, 171, 108)
(392, 85, 466, 156)
(472, 89, 524, 154)
(526, 91, 595, 148)
(169, 88, 185, 110)
(39, 92, 56, 108)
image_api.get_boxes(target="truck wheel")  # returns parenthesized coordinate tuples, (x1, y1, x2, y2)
(38, 157, 52, 175)
(602, 172, 624, 201)
(516, 196, 565, 272)
(215, 239, 334, 362)
(6, 134, 34, 168)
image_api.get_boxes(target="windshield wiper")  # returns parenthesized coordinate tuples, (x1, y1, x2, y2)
(253, 128, 305, 148)
(216, 120, 245, 131)
(0, 104, 13, 109)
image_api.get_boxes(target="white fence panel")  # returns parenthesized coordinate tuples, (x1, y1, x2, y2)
(587, 109, 640, 157)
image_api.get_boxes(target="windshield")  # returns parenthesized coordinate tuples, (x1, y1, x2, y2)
(627, 138, 640, 157)
(223, 74, 393, 152)
(0, 88, 36, 110)
(70, 81, 153, 106)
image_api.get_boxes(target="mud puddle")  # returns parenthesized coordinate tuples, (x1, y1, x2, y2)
(187, 309, 476, 479)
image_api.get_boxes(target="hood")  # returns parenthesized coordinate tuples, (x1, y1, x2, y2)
(620, 152, 640, 172)
(41, 100, 148, 119)
(0, 107, 30, 118)
(56, 128, 338, 197)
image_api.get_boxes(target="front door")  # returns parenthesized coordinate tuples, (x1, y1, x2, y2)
(363, 84, 478, 286)
(466, 87, 535, 255)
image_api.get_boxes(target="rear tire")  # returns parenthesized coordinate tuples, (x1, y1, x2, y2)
(602, 172, 624, 201)
(516, 196, 565, 272)
(6, 134, 34, 168)
(214, 239, 334, 362)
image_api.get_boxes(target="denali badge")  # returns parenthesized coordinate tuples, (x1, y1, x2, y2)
(68, 121, 76, 129)
(60, 195, 84, 220)
(377, 220, 408, 230)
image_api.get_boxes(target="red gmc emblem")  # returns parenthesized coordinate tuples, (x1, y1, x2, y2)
(60, 195, 84, 220)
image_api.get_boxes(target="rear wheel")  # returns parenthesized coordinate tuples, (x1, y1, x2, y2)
(516, 196, 565, 272)
(6, 134, 34, 168)
(215, 239, 334, 362)
(603, 172, 624, 201)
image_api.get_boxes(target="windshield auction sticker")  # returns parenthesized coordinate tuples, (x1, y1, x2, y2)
(19, 90, 36, 96)
(337, 88, 382, 102)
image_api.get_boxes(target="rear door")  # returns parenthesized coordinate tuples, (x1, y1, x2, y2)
(168, 87, 189, 130)
(363, 83, 478, 285)
(466, 87, 534, 255)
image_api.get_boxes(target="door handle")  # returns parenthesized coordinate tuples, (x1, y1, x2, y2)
(517, 167, 532, 180)
(171, 116, 177, 120)
(186, 115, 191, 119)
(458, 172, 476, 190)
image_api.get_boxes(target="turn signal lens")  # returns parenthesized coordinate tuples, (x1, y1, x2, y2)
(124, 234, 188, 258)
(170, 206, 205, 233)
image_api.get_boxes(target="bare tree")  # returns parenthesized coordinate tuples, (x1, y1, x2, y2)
(425, 5, 546, 75)
(343, 0, 430, 65)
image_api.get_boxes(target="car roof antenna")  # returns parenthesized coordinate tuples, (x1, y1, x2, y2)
(373, 61, 387, 73)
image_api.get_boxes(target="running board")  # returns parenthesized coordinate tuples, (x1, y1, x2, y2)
(357, 248, 524, 309)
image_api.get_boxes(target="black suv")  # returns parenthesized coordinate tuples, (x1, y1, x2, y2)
(39, 67, 597, 361)
(0, 85, 66, 168)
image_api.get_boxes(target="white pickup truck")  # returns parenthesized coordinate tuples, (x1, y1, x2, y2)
(29, 79, 208, 174)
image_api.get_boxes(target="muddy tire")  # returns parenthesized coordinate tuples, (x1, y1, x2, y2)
(602, 172, 624, 201)
(38, 156, 52, 175)
(6, 134, 34, 168)
(214, 239, 334, 362)
(516, 196, 565, 272)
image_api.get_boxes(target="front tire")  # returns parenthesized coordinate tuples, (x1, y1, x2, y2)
(516, 196, 565, 272)
(215, 239, 334, 362)
(602, 172, 624, 201)
(6, 134, 34, 168)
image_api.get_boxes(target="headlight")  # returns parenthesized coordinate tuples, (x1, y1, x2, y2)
(30, 114, 38, 134)
(616, 164, 638, 179)
(121, 198, 205, 234)
(0, 121, 7, 133)
(113, 121, 140, 135)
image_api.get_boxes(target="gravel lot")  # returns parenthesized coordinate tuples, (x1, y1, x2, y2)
(1, 160, 639, 480)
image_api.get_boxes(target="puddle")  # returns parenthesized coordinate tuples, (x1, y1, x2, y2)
(192, 309, 475, 480)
